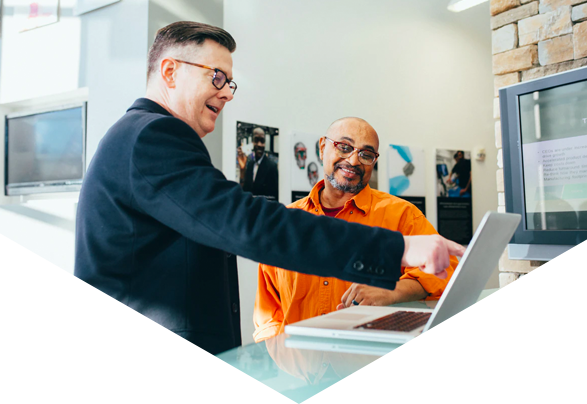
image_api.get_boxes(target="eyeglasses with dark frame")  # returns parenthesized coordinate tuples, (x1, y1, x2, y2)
(324, 137, 380, 166)
(174, 59, 237, 95)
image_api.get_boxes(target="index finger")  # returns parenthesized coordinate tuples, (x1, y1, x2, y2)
(445, 239, 466, 257)
(341, 284, 353, 306)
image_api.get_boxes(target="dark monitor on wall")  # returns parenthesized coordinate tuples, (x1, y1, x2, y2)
(4, 102, 87, 196)
(499, 66, 587, 261)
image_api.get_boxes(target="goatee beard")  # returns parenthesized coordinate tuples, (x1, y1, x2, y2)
(325, 164, 365, 194)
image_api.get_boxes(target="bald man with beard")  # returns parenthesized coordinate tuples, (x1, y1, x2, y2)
(253, 117, 459, 342)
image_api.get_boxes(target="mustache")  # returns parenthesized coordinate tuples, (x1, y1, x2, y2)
(334, 162, 363, 176)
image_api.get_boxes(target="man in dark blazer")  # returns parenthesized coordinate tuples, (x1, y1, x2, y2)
(243, 127, 279, 201)
(74, 21, 464, 355)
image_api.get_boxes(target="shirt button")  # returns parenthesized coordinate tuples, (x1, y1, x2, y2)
(353, 261, 364, 271)
(350, 211, 353, 214)
(323, 281, 329, 286)
(232, 303, 238, 313)
(315, 209, 318, 212)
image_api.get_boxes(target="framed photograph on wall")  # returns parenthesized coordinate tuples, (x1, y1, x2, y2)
(387, 144, 427, 216)
(435, 148, 473, 245)
(290, 132, 323, 202)
(17, 1, 59, 32)
(74, 0, 121, 16)
(236, 121, 280, 202)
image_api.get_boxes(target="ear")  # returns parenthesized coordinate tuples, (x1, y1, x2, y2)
(319, 137, 326, 161)
(160, 58, 178, 89)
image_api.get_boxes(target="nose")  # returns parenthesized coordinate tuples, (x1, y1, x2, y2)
(218, 83, 234, 102)
(345, 150, 361, 166)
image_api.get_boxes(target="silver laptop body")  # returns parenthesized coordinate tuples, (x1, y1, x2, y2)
(284, 321, 473, 359)
(284, 211, 521, 344)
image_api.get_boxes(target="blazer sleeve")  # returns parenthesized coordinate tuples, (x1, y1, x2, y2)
(130, 116, 404, 289)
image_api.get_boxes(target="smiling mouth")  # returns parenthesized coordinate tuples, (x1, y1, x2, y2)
(206, 105, 219, 113)
(336, 165, 362, 178)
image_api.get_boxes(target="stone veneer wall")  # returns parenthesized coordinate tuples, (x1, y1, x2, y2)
(491, 0, 587, 287)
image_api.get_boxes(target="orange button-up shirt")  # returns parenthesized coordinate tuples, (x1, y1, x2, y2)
(253, 180, 458, 342)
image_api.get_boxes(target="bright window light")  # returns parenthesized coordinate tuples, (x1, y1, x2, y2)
(447, 0, 489, 12)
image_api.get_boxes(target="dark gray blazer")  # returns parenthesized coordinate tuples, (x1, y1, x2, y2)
(74, 98, 404, 354)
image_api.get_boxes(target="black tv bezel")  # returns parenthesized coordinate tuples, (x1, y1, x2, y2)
(500, 66, 587, 247)
(4, 102, 88, 196)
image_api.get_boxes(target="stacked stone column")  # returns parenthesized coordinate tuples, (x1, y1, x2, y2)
(491, 0, 587, 287)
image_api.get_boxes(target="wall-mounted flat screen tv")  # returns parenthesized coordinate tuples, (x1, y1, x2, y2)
(500, 66, 587, 261)
(4, 102, 87, 196)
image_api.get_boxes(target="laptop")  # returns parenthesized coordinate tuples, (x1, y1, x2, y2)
(284, 334, 400, 356)
(284, 211, 521, 344)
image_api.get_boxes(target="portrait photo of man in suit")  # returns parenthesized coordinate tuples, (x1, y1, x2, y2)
(237, 123, 279, 202)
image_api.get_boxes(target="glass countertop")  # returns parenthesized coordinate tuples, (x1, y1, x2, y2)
(116, 280, 587, 404)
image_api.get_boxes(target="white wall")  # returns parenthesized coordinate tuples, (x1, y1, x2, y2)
(0, 0, 81, 104)
(223, 0, 497, 345)
(79, 0, 150, 164)
(0, 0, 150, 274)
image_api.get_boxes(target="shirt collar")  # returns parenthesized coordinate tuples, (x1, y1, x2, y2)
(307, 180, 325, 210)
(306, 179, 373, 215)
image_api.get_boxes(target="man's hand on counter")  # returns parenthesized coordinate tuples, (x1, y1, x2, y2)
(402, 235, 465, 279)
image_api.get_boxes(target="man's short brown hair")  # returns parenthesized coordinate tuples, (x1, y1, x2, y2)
(147, 21, 236, 81)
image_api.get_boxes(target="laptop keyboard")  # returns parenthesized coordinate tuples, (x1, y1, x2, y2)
(354, 311, 431, 332)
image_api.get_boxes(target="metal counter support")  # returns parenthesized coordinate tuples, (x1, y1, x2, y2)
(424, 362, 438, 404)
